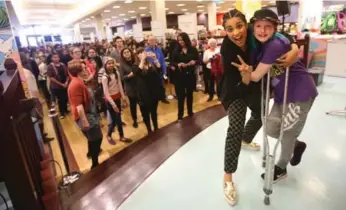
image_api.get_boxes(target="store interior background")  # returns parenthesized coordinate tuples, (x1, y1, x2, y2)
(1, 0, 346, 210)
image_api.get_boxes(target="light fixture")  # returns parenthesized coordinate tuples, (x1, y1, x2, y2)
(177, 4, 185, 7)
(124, 18, 129, 21)
(181, 9, 188, 11)
(104, 10, 111, 12)
(197, 5, 205, 8)
(119, 14, 125, 16)
(165, 8, 169, 10)
(113, 5, 120, 9)
(112, 16, 117, 18)
(197, 0, 203, 2)
(91, 16, 95, 18)
(128, 10, 135, 13)
(168, 11, 175, 14)
(141, 14, 146, 16)
(105, 18, 111, 21)
(139, 7, 147, 10)
(198, 9, 204, 12)
(124, 0, 133, 3)
(131, 16, 136, 18)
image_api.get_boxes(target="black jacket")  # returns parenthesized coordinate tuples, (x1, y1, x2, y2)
(218, 35, 261, 110)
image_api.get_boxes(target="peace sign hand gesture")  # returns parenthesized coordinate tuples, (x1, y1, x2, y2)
(231, 55, 253, 85)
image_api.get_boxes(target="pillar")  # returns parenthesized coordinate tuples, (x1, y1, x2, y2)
(149, 0, 167, 35)
(95, 14, 106, 40)
(207, 2, 217, 30)
(136, 14, 142, 25)
(105, 23, 113, 41)
(74, 23, 82, 42)
(236, 0, 261, 21)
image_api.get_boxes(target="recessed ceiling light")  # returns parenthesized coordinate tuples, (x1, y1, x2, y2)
(168, 12, 175, 14)
(165, 8, 169, 10)
(131, 16, 136, 18)
(141, 14, 146, 16)
(104, 10, 111, 12)
(177, 4, 185, 7)
(128, 10, 135, 13)
(113, 5, 120, 9)
(197, 0, 203, 2)
(181, 9, 188, 11)
(119, 14, 125, 16)
(139, 7, 147, 10)
(112, 16, 117, 18)
(197, 5, 205, 8)
(91, 16, 95, 18)
(124, 0, 133, 3)
(198, 9, 204, 12)
(124, 18, 129, 21)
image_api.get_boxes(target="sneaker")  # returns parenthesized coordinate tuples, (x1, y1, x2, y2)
(290, 140, 307, 166)
(224, 182, 237, 206)
(241, 141, 260, 151)
(261, 165, 287, 184)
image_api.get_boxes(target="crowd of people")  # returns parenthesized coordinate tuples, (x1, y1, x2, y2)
(8, 8, 318, 207)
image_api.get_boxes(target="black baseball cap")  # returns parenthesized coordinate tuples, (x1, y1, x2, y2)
(250, 9, 280, 25)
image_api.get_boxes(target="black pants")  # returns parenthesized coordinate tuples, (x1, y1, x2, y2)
(204, 67, 215, 97)
(175, 75, 194, 119)
(106, 99, 124, 138)
(38, 80, 51, 103)
(129, 96, 138, 123)
(140, 100, 159, 132)
(81, 125, 103, 169)
(51, 88, 68, 115)
(224, 98, 262, 173)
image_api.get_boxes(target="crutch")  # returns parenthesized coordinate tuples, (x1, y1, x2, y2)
(262, 67, 290, 205)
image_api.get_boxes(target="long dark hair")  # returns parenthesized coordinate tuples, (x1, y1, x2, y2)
(177, 32, 192, 50)
(104, 58, 119, 85)
(120, 47, 135, 64)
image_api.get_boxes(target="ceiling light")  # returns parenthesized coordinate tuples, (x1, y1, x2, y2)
(104, 10, 111, 12)
(141, 14, 146, 16)
(112, 16, 117, 18)
(197, 0, 203, 2)
(168, 12, 175, 14)
(131, 16, 136, 18)
(119, 14, 125, 16)
(113, 5, 120, 9)
(177, 4, 185, 7)
(139, 7, 147, 10)
(91, 16, 95, 18)
(165, 8, 169, 10)
(198, 10, 204, 12)
(128, 10, 135, 13)
(125, 0, 133, 3)
(181, 9, 188, 11)
(197, 5, 205, 8)
(124, 18, 129, 21)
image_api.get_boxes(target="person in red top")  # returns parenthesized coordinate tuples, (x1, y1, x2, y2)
(67, 60, 102, 170)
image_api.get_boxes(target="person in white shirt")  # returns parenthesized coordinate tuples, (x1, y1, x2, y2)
(37, 53, 51, 104)
(203, 38, 220, 101)
(4, 58, 54, 143)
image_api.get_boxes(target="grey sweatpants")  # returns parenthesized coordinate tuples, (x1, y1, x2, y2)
(266, 98, 314, 169)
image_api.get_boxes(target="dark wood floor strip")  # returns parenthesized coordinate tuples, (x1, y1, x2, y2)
(63, 104, 226, 210)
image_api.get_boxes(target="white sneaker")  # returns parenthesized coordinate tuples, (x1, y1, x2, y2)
(242, 141, 260, 151)
(224, 182, 237, 206)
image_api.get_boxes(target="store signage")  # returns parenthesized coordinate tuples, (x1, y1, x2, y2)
(323, 4, 344, 12)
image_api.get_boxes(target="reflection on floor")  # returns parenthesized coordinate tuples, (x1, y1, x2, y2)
(46, 86, 220, 174)
(117, 76, 346, 210)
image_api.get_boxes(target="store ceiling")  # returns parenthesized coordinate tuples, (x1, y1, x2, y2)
(11, 0, 278, 27)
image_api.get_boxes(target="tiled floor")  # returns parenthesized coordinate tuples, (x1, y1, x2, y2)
(117, 76, 346, 210)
